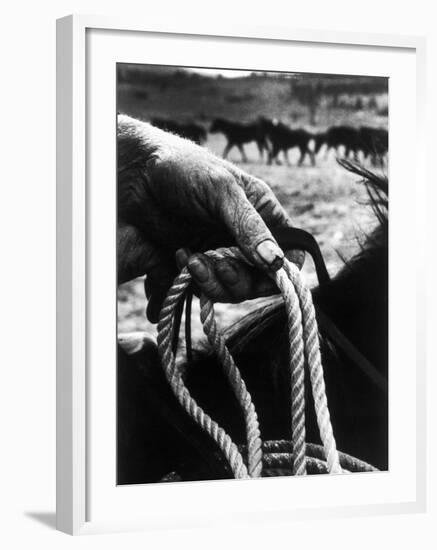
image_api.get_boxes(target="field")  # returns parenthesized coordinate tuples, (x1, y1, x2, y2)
(117, 67, 388, 343)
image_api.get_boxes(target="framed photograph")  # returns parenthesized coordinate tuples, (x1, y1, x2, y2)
(56, 14, 427, 535)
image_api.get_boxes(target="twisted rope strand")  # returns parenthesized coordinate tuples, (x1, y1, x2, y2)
(157, 268, 249, 478)
(199, 295, 263, 477)
(283, 259, 342, 474)
(274, 269, 307, 475)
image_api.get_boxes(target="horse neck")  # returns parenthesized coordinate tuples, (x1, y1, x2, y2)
(312, 241, 388, 373)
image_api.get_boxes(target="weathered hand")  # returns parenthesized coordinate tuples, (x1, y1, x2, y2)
(118, 115, 302, 321)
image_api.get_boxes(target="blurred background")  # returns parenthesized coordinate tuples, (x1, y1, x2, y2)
(117, 64, 388, 340)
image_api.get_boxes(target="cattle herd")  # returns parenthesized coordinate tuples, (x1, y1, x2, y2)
(150, 116, 388, 166)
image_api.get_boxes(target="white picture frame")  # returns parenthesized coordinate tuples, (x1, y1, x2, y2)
(56, 14, 427, 535)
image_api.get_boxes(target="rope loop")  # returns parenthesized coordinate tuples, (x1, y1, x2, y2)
(157, 247, 356, 477)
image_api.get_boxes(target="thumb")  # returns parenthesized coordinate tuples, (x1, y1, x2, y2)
(217, 182, 284, 271)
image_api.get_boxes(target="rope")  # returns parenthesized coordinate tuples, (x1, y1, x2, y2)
(261, 441, 376, 474)
(157, 265, 255, 479)
(157, 247, 345, 478)
(282, 260, 342, 474)
(198, 292, 263, 477)
(273, 268, 306, 475)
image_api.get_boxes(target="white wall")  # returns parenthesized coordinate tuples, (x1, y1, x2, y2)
(0, 1, 435, 547)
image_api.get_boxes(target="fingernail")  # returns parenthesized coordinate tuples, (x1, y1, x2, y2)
(256, 240, 284, 270)
(175, 248, 190, 268)
(188, 257, 209, 283)
(217, 261, 238, 285)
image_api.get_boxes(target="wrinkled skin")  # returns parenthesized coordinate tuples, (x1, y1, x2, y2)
(118, 115, 302, 321)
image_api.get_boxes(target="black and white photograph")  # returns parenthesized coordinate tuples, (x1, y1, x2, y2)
(116, 64, 388, 485)
(2, 0, 434, 543)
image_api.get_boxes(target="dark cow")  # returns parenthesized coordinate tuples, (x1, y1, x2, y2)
(314, 125, 361, 160)
(259, 118, 316, 166)
(151, 118, 207, 145)
(358, 126, 388, 164)
(209, 118, 270, 162)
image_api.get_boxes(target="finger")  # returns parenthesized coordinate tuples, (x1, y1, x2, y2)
(145, 268, 177, 321)
(144, 259, 178, 322)
(236, 170, 292, 228)
(236, 173, 306, 269)
(187, 253, 233, 303)
(117, 223, 178, 322)
(215, 258, 251, 300)
(118, 223, 171, 284)
(216, 181, 284, 272)
(251, 276, 281, 298)
(223, 167, 305, 269)
(175, 248, 191, 270)
(215, 257, 277, 301)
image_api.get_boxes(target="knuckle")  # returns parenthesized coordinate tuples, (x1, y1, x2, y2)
(236, 206, 267, 248)
(201, 280, 224, 301)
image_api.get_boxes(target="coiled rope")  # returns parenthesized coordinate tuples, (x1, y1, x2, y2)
(157, 247, 373, 478)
